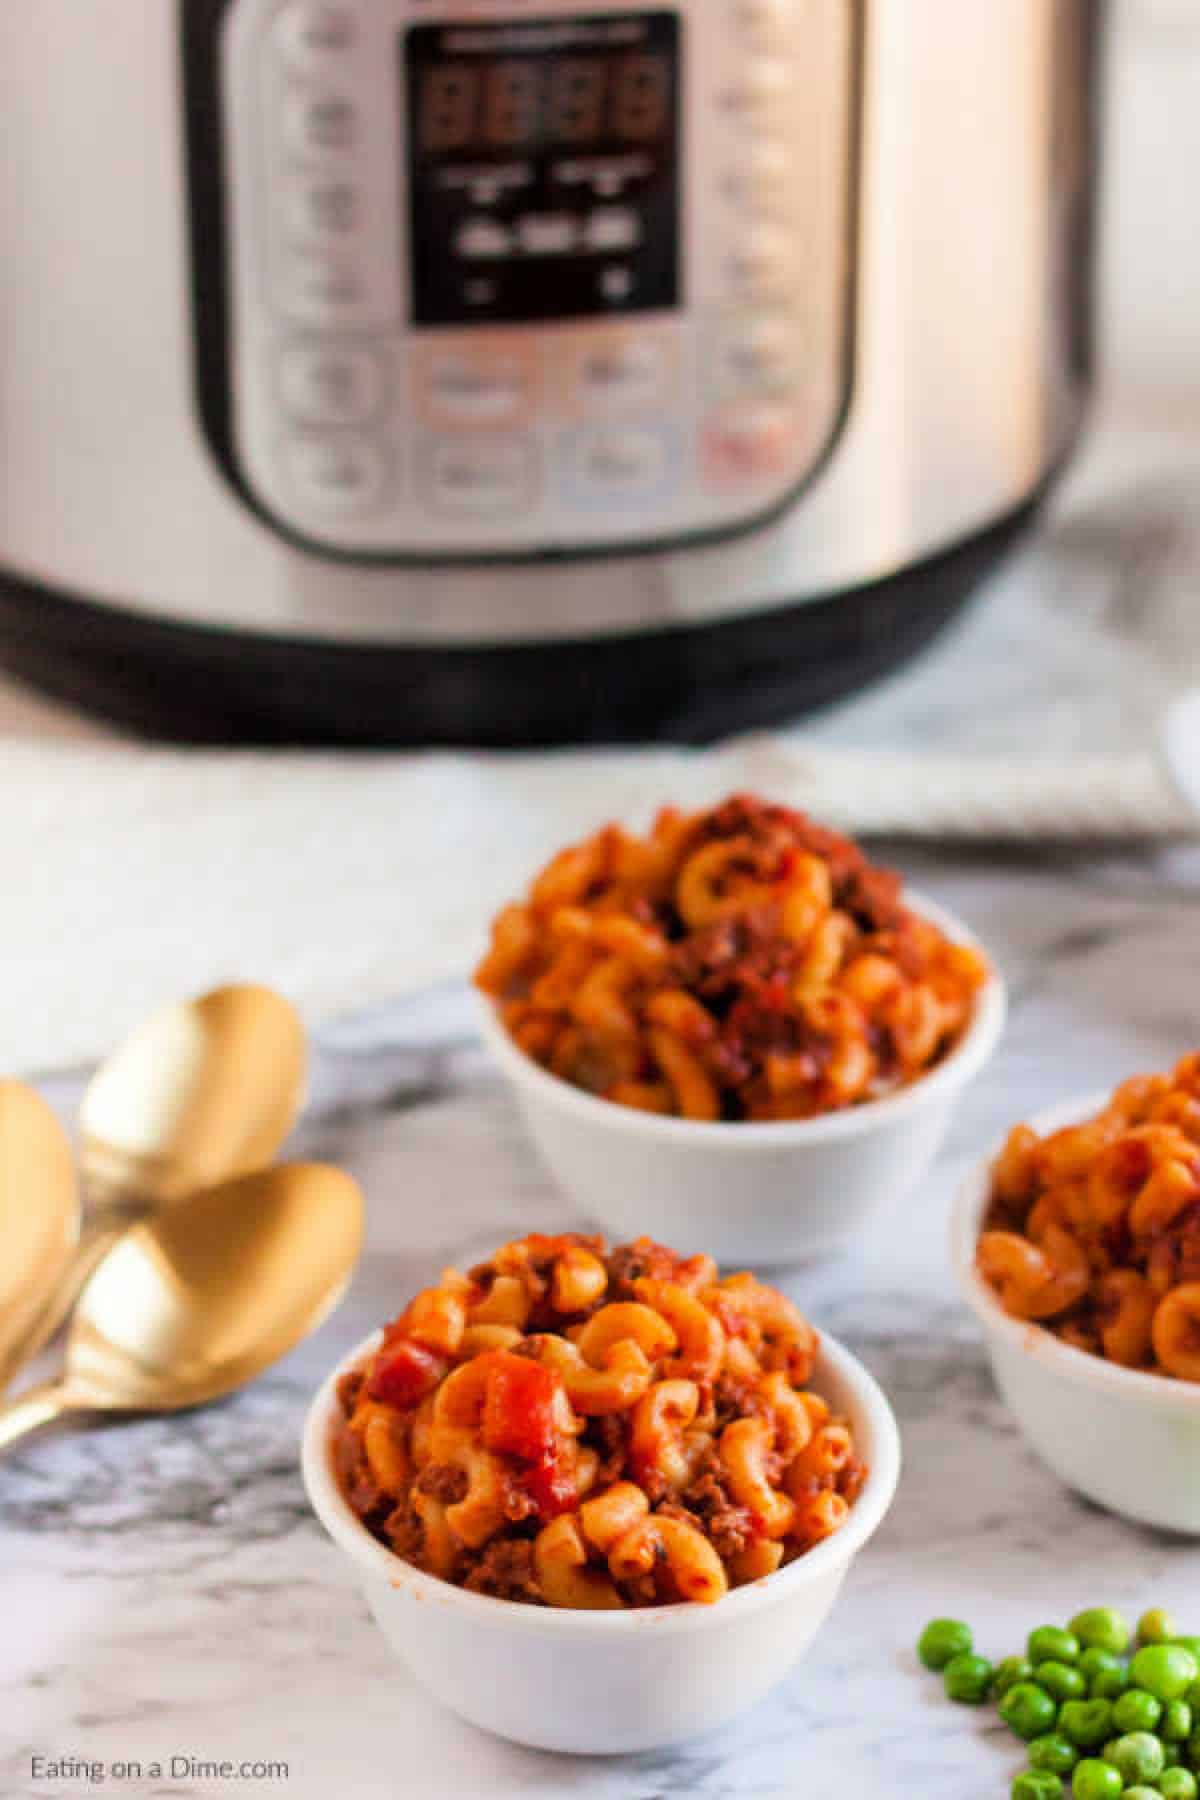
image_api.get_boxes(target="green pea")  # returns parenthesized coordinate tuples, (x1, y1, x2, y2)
(1138, 1607, 1179, 1645)
(1070, 1759, 1121, 1800)
(1176, 1637, 1200, 1661)
(1068, 1609, 1131, 1656)
(1112, 1688, 1163, 1733)
(1164, 1698, 1194, 1741)
(918, 1617, 973, 1671)
(1059, 1698, 1113, 1749)
(1130, 1644, 1199, 1702)
(1013, 1774, 1063, 1800)
(1106, 1731, 1165, 1785)
(1079, 1649, 1122, 1681)
(996, 1656, 1037, 1698)
(1186, 1724, 1200, 1765)
(1161, 1769, 1200, 1799)
(944, 1653, 993, 1704)
(1118, 1791, 1161, 1800)
(1088, 1666, 1126, 1701)
(1161, 1740, 1182, 1769)
(1029, 1627, 1081, 1666)
(1036, 1661, 1087, 1703)
(1028, 1733, 1079, 1776)
(1002, 1683, 1060, 1742)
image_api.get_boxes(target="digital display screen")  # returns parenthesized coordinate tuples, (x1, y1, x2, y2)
(415, 51, 673, 154)
(404, 14, 681, 327)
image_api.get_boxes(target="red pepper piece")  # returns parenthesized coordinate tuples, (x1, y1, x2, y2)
(481, 1353, 560, 1463)
(523, 1447, 579, 1521)
(367, 1339, 446, 1410)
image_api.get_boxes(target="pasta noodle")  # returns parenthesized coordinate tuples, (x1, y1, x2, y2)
(333, 1233, 866, 1608)
(977, 1054, 1200, 1378)
(476, 795, 988, 1122)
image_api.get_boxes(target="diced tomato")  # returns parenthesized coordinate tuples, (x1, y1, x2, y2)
(367, 1338, 446, 1410)
(481, 1353, 560, 1463)
(523, 1447, 579, 1522)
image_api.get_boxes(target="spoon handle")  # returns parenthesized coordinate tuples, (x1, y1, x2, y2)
(0, 1219, 127, 1393)
(0, 1382, 76, 1453)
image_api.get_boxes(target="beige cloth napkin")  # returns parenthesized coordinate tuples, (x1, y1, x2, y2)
(1, 737, 1191, 1076)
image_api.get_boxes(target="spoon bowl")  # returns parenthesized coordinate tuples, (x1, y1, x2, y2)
(0, 1083, 80, 1372)
(79, 983, 307, 1207)
(0, 1162, 363, 1450)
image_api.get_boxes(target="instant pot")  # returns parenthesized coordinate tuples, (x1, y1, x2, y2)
(0, 1, 1103, 744)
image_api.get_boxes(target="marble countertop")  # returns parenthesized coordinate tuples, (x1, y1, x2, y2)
(5, 847, 1200, 1799)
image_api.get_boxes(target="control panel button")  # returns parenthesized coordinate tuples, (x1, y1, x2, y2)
(283, 435, 389, 514)
(456, 218, 512, 261)
(713, 315, 803, 399)
(715, 64, 793, 126)
(518, 214, 578, 256)
(277, 248, 367, 323)
(721, 143, 795, 213)
(272, 4, 357, 70)
(574, 336, 667, 410)
(599, 267, 636, 304)
(584, 208, 641, 254)
(278, 344, 383, 426)
(423, 438, 537, 516)
(281, 89, 360, 160)
(731, 0, 798, 47)
(573, 426, 672, 496)
(284, 177, 361, 243)
(418, 345, 535, 428)
(725, 229, 798, 301)
(701, 405, 801, 488)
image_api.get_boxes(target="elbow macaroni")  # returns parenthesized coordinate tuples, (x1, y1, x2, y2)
(977, 1053, 1200, 1379)
(333, 1233, 866, 1608)
(475, 794, 989, 1122)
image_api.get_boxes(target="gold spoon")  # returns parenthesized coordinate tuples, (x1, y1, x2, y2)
(79, 982, 307, 1205)
(0, 985, 307, 1389)
(0, 1162, 363, 1453)
(0, 1083, 80, 1375)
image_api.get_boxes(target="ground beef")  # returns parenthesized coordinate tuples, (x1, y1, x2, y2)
(1146, 1200, 1200, 1291)
(414, 1462, 469, 1505)
(585, 1413, 629, 1486)
(698, 796, 871, 896)
(668, 910, 796, 1004)
(839, 1457, 868, 1507)
(382, 1499, 424, 1563)
(710, 992, 827, 1094)
(332, 1423, 386, 1521)
(712, 1374, 762, 1427)
(838, 864, 903, 931)
(462, 1540, 544, 1604)
(605, 1237, 689, 1298)
(620, 1570, 660, 1607)
(678, 1457, 757, 1561)
(335, 1368, 365, 1416)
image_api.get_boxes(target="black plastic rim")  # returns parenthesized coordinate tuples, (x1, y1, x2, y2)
(0, 494, 1041, 745)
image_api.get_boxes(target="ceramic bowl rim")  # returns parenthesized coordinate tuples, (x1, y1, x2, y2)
(950, 1089, 1200, 1414)
(477, 889, 1006, 1150)
(302, 1325, 902, 1636)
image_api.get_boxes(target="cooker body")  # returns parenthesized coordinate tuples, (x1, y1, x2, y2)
(0, 0, 1102, 742)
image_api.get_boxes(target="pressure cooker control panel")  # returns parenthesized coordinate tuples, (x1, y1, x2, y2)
(217, 0, 859, 558)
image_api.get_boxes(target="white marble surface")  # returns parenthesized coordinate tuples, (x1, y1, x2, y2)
(5, 852, 1200, 1799)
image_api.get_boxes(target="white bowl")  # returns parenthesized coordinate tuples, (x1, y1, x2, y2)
(478, 893, 1006, 1266)
(302, 1327, 901, 1754)
(952, 1093, 1200, 1533)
